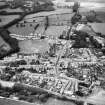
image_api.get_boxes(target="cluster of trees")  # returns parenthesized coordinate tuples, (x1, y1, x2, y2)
(70, 31, 102, 48)
(0, 29, 20, 59)
(86, 10, 97, 23)
(9, 60, 27, 67)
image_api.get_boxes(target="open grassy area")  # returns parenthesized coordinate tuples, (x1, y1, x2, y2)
(19, 39, 49, 54)
(0, 1, 5, 6)
(9, 23, 68, 37)
(8, 8, 105, 37)
(1, 4, 105, 55)
(8, 10, 73, 36)
(0, 8, 24, 13)
(24, 9, 73, 18)
(0, 15, 20, 27)
(89, 23, 105, 34)
(45, 25, 68, 37)
(96, 11, 105, 22)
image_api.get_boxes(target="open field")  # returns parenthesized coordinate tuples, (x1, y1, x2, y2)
(8, 7, 105, 37)
(89, 23, 105, 34)
(9, 24, 68, 37)
(17, 23, 105, 54)
(0, 15, 20, 27)
(24, 9, 72, 19)
(65, 0, 105, 3)
(19, 39, 49, 54)
(0, 8, 24, 13)
(9, 11, 73, 36)
(0, 6, 105, 28)
(0, 1, 5, 6)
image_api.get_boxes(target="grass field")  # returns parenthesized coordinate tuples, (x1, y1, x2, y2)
(9, 24, 68, 37)
(9, 13, 70, 33)
(65, 0, 105, 3)
(8, 7, 105, 37)
(0, 97, 77, 105)
(89, 23, 105, 34)
(0, 15, 20, 27)
(8, 10, 74, 36)
(1, 5, 105, 55)
(0, 8, 24, 13)
(0, 1, 5, 6)
(19, 39, 49, 54)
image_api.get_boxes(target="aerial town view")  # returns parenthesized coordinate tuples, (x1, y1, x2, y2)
(0, 0, 105, 105)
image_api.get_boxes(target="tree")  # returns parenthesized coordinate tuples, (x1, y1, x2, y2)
(86, 10, 97, 22)
(71, 13, 82, 25)
(0, 29, 19, 59)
